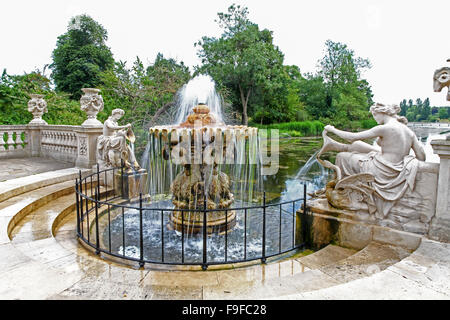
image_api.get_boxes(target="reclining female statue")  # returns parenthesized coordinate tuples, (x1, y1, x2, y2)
(97, 108, 142, 172)
(317, 102, 425, 218)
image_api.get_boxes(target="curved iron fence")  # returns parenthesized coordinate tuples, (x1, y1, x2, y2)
(75, 165, 307, 270)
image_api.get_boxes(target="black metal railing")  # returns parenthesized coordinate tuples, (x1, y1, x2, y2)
(75, 164, 308, 270)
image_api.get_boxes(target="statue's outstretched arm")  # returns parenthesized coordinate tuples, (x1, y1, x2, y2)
(105, 120, 131, 131)
(326, 125, 384, 142)
(412, 136, 426, 161)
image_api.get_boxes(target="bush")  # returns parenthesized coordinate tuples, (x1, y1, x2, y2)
(254, 120, 324, 137)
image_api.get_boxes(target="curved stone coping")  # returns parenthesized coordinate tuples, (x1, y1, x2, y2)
(276, 239, 450, 299)
(2, 179, 96, 245)
(1, 181, 75, 244)
(0, 167, 90, 203)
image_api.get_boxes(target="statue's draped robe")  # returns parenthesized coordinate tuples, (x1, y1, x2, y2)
(97, 133, 128, 167)
(336, 151, 419, 218)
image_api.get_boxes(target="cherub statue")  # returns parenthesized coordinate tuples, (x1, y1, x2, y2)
(97, 108, 142, 172)
(316, 102, 425, 219)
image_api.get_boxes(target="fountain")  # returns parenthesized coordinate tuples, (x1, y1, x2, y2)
(144, 75, 262, 234)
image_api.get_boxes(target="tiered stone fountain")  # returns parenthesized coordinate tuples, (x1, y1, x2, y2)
(146, 76, 261, 234)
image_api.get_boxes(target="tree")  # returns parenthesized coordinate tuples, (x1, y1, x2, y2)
(438, 107, 448, 119)
(317, 40, 371, 111)
(50, 15, 114, 99)
(100, 54, 191, 157)
(0, 69, 84, 125)
(298, 73, 329, 118)
(400, 99, 408, 116)
(306, 40, 372, 127)
(195, 4, 286, 125)
(422, 97, 431, 121)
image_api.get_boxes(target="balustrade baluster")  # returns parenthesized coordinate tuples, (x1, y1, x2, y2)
(0, 132, 5, 151)
(15, 131, 23, 149)
(6, 132, 15, 150)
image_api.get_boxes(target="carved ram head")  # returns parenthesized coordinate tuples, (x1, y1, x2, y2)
(433, 61, 450, 101)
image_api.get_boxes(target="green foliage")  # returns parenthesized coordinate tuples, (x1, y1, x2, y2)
(438, 107, 449, 120)
(254, 120, 324, 137)
(0, 69, 85, 125)
(99, 54, 191, 157)
(311, 40, 372, 128)
(2, 6, 381, 138)
(195, 4, 288, 125)
(50, 14, 114, 99)
(401, 97, 445, 122)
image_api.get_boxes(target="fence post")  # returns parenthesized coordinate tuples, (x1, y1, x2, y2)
(121, 159, 124, 199)
(181, 210, 185, 264)
(139, 192, 145, 268)
(261, 191, 266, 264)
(94, 190, 100, 255)
(96, 163, 100, 197)
(202, 198, 208, 271)
(75, 178, 80, 236)
(303, 183, 307, 214)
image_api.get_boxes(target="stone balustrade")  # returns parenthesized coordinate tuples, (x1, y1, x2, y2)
(40, 126, 79, 163)
(0, 89, 104, 168)
(0, 123, 102, 168)
(408, 122, 450, 128)
(0, 125, 29, 158)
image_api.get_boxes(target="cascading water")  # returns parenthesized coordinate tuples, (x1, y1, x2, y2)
(173, 74, 224, 125)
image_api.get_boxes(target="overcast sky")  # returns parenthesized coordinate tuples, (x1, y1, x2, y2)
(1, 0, 449, 106)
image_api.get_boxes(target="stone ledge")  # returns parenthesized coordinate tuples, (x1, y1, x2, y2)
(0, 167, 90, 203)
(298, 207, 423, 252)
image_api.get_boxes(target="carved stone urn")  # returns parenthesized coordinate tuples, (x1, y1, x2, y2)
(27, 94, 48, 125)
(80, 88, 104, 127)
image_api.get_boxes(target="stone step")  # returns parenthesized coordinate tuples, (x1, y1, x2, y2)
(276, 239, 450, 300)
(10, 185, 111, 244)
(317, 241, 411, 283)
(0, 180, 78, 245)
(10, 193, 77, 244)
(295, 244, 357, 269)
(202, 242, 412, 299)
(0, 167, 90, 203)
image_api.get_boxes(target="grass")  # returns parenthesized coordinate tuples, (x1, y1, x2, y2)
(253, 120, 325, 137)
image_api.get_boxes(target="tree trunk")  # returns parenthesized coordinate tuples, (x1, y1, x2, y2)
(239, 85, 251, 125)
(146, 102, 175, 128)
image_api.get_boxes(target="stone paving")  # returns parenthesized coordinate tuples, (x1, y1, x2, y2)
(0, 157, 72, 182)
(1, 158, 450, 300)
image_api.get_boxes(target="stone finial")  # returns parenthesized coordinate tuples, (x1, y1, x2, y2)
(80, 88, 104, 127)
(27, 94, 48, 125)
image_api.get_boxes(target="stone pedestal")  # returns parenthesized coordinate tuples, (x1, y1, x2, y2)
(114, 170, 148, 200)
(74, 127, 103, 169)
(26, 124, 43, 157)
(429, 139, 450, 242)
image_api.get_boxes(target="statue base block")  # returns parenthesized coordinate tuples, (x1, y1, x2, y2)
(169, 210, 236, 234)
(115, 170, 147, 200)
